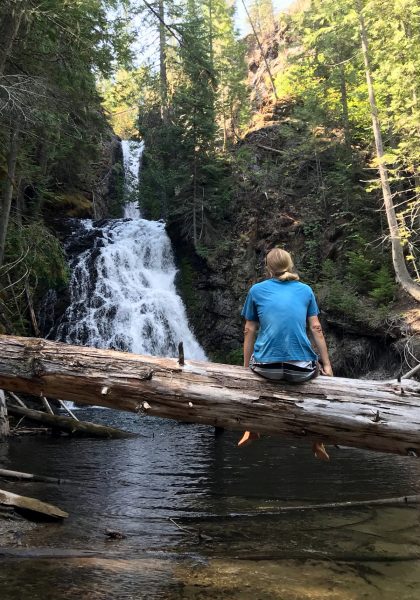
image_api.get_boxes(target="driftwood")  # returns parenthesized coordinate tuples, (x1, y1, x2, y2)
(58, 398, 79, 421)
(180, 495, 420, 522)
(1, 335, 420, 456)
(24, 283, 40, 337)
(257, 143, 285, 155)
(0, 489, 68, 520)
(404, 362, 420, 380)
(0, 468, 70, 484)
(41, 395, 54, 415)
(8, 391, 27, 408)
(7, 404, 134, 438)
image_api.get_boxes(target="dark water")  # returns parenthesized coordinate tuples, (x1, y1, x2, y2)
(1, 409, 420, 599)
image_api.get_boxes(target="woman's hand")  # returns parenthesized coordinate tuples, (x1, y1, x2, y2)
(320, 363, 333, 377)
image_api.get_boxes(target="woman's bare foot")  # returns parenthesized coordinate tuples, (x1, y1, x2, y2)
(238, 431, 260, 447)
(312, 442, 329, 461)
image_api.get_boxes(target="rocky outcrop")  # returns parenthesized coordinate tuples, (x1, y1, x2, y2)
(92, 134, 124, 219)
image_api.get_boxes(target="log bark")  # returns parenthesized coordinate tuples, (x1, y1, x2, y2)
(0, 488, 68, 520)
(7, 405, 134, 439)
(0, 389, 9, 437)
(1, 335, 420, 456)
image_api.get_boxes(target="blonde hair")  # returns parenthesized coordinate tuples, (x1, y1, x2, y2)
(265, 248, 299, 281)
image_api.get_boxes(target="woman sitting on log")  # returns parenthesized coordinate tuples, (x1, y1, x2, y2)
(239, 248, 333, 460)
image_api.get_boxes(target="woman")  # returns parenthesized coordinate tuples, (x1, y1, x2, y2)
(239, 248, 333, 460)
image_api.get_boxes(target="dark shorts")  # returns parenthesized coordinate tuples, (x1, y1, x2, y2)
(250, 356, 319, 383)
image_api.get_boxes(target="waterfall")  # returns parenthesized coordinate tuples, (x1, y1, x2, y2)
(122, 140, 143, 220)
(56, 140, 206, 361)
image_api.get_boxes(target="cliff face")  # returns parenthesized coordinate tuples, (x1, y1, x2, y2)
(91, 134, 124, 219)
(171, 26, 419, 378)
(42, 131, 124, 223)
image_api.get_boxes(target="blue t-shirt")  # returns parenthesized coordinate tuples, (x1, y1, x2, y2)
(241, 279, 319, 363)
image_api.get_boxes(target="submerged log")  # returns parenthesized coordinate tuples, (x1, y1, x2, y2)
(7, 405, 134, 438)
(0, 468, 70, 484)
(1, 335, 420, 456)
(0, 489, 68, 520)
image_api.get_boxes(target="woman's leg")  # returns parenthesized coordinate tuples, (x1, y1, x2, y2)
(283, 363, 330, 461)
(237, 431, 260, 447)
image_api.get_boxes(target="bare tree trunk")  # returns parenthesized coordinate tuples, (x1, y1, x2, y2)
(0, 1, 27, 75)
(339, 64, 352, 154)
(0, 390, 9, 438)
(357, 0, 420, 302)
(0, 123, 20, 269)
(1, 335, 420, 457)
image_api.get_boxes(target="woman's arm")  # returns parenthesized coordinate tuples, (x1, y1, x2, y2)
(243, 320, 258, 368)
(307, 315, 333, 376)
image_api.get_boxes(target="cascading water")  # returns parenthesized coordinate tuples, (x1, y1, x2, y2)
(56, 140, 206, 361)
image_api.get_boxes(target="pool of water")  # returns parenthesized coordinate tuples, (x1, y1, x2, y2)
(1, 408, 420, 599)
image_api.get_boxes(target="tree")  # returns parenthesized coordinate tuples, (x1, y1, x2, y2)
(356, 0, 420, 301)
(0, 0, 133, 329)
(248, 0, 275, 35)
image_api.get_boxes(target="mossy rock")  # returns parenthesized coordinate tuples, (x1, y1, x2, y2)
(55, 192, 92, 218)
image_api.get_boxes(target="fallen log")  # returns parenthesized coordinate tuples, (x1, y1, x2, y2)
(1, 335, 420, 456)
(179, 494, 420, 522)
(7, 405, 134, 439)
(0, 489, 68, 520)
(0, 468, 70, 484)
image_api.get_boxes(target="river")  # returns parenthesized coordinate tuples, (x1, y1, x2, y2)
(1, 410, 420, 599)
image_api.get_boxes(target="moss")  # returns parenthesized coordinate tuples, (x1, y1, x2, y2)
(54, 192, 92, 217)
(177, 257, 201, 318)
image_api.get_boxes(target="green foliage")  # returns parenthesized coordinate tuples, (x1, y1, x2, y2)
(346, 251, 376, 293)
(368, 266, 397, 306)
(211, 347, 244, 366)
(96, 0, 245, 244)
(277, 0, 420, 279)
(0, 0, 133, 333)
(317, 253, 394, 332)
(0, 222, 68, 334)
(4, 222, 69, 291)
(177, 256, 200, 315)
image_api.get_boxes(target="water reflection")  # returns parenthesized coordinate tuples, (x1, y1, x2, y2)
(1, 409, 420, 599)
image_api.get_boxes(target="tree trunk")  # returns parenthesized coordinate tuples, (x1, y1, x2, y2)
(339, 64, 352, 154)
(0, 123, 20, 269)
(0, 390, 9, 437)
(1, 335, 420, 457)
(356, 0, 420, 302)
(158, 0, 168, 123)
(0, 1, 27, 75)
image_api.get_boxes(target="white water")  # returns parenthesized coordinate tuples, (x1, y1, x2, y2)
(122, 140, 143, 219)
(57, 140, 206, 361)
